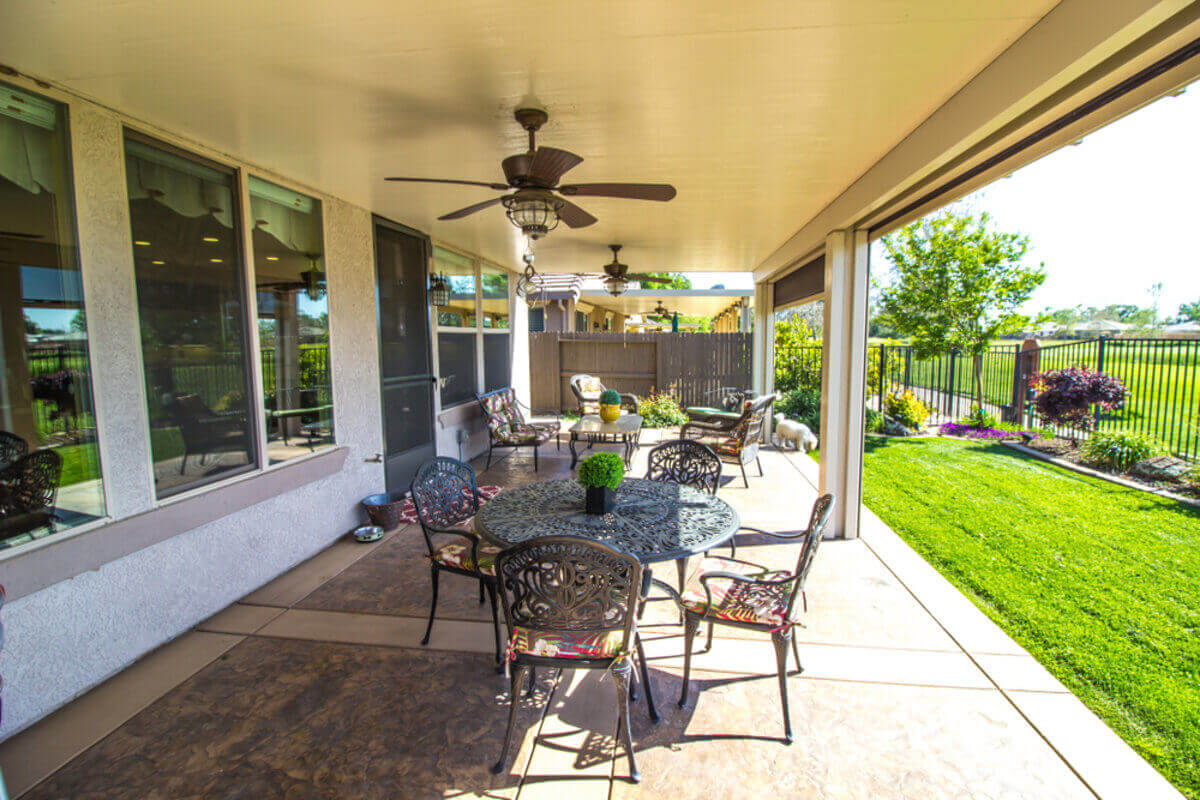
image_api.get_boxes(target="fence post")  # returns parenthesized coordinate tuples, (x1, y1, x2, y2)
(946, 352, 957, 417)
(878, 345, 887, 407)
(1094, 337, 1107, 429)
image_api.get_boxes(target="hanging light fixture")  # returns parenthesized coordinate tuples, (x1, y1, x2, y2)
(428, 272, 450, 306)
(502, 189, 563, 239)
(301, 253, 326, 302)
(602, 244, 629, 297)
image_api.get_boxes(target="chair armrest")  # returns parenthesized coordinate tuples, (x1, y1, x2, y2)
(737, 525, 806, 541)
(681, 419, 733, 438)
(619, 393, 641, 408)
(424, 524, 486, 565)
(647, 577, 685, 610)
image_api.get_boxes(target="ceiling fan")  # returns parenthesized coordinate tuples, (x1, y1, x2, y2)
(601, 244, 630, 297)
(385, 106, 677, 238)
(640, 300, 673, 319)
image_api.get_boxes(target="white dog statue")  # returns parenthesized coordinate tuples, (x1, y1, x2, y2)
(773, 413, 818, 452)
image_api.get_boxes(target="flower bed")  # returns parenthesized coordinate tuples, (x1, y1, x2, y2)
(939, 423, 1034, 441)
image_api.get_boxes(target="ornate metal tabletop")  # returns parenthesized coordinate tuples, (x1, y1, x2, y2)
(475, 477, 740, 564)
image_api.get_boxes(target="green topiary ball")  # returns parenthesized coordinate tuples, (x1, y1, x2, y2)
(599, 388, 621, 405)
(578, 452, 625, 490)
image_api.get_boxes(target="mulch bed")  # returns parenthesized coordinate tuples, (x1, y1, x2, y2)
(1021, 436, 1200, 500)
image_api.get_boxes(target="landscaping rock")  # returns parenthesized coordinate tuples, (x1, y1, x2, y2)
(1131, 455, 1192, 482)
(881, 416, 917, 437)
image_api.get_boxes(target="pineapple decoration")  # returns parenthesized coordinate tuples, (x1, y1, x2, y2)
(598, 389, 622, 423)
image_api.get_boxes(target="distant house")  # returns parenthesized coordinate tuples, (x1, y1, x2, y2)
(1161, 320, 1200, 339)
(1074, 319, 1130, 337)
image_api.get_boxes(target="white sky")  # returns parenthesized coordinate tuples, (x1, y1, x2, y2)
(872, 79, 1200, 318)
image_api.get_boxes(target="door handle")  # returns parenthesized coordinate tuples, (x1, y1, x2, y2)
(364, 453, 383, 463)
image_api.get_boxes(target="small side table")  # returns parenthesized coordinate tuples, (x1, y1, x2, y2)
(568, 414, 643, 468)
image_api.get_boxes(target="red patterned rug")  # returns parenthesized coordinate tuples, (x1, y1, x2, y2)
(395, 485, 503, 525)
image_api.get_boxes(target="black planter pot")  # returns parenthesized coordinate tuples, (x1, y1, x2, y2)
(584, 485, 616, 515)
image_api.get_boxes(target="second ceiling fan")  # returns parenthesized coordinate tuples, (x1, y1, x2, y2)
(386, 106, 677, 239)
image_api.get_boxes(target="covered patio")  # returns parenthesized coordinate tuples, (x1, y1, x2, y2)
(1, 435, 1167, 798)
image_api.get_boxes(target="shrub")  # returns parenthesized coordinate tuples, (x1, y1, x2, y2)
(961, 404, 998, 429)
(884, 391, 930, 430)
(1032, 368, 1127, 431)
(578, 452, 625, 489)
(778, 388, 821, 434)
(1185, 467, 1200, 489)
(599, 388, 621, 406)
(637, 393, 688, 428)
(1079, 430, 1165, 472)
(864, 406, 884, 434)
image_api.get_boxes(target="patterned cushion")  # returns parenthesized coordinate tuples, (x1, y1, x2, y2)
(713, 437, 742, 457)
(398, 485, 502, 525)
(432, 539, 502, 576)
(680, 556, 796, 626)
(576, 376, 604, 397)
(493, 422, 557, 445)
(510, 626, 625, 659)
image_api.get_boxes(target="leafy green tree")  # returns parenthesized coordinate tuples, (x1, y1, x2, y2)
(70, 309, 87, 332)
(630, 272, 691, 290)
(877, 211, 1045, 409)
(1178, 300, 1200, 323)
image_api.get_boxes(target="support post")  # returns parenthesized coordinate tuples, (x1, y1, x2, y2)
(751, 282, 775, 439)
(819, 230, 870, 539)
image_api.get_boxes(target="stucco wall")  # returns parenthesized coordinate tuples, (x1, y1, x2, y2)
(0, 96, 391, 740)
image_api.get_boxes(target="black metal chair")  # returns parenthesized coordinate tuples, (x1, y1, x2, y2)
(0, 431, 27, 472)
(645, 439, 721, 495)
(655, 494, 834, 744)
(681, 393, 777, 487)
(0, 449, 64, 538)
(410, 457, 503, 665)
(492, 536, 658, 783)
(164, 393, 251, 474)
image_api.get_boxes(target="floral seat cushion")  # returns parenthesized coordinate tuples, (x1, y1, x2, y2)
(509, 626, 625, 659)
(398, 485, 502, 525)
(432, 539, 502, 576)
(680, 556, 796, 626)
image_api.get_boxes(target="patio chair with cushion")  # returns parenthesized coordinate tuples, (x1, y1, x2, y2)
(164, 393, 251, 475)
(0, 431, 28, 472)
(410, 457, 504, 666)
(684, 387, 759, 424)
(476, 388, 560, 471)
(0, 449, 64, 538)
(492, 536, 658, 783)
(655, 493, 834, 744)
(680, 393, 777, 487)
(569, 374, 640, 417)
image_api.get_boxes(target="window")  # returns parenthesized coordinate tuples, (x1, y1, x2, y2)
(575, 310, 587, 332)
(125, 134, 256, 497)
(249, 176, 333, 464)
(481, 264, 510, 392)
(529, 308, 545, 332)
(433, 247, 477, 407)
(0, 83, 105, 548)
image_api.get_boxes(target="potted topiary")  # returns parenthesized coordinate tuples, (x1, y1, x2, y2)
(578, 452, 624, 514)
(598, 388, 622, 423)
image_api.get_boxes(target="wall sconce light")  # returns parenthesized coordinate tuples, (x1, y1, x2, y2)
(428, 273, 450, 306)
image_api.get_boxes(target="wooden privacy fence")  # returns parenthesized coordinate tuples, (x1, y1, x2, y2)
(530, 332, 754, 412)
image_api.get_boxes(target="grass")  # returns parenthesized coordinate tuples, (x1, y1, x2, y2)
(861, 436, 1200, 797)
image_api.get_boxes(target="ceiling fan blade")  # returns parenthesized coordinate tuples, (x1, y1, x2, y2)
(386, 177, 510, 190)
(557, 200, 598, 229)
(529, 146, 583, 185)
(0, 230, 43, 239)
(558, 183, 676, 201)
(438, 196, 505, 220)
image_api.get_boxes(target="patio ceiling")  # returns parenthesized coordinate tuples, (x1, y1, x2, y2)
(0, 0, 1057, 274)
(579, 289, 750, 317)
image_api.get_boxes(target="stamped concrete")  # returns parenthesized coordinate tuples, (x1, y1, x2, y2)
(4, 434, 1181, 799)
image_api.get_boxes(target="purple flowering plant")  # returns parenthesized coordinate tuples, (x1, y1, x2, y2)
(940, 423, 1033, 440)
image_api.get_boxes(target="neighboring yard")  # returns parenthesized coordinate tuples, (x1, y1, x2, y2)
(860, 436, 1200, 798)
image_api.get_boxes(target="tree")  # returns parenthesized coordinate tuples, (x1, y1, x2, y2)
(630, 272, 691, 290)
(877, 211, 1045, 409)
(1178, 300, 1200, 323)
(70, 309, 87, 332)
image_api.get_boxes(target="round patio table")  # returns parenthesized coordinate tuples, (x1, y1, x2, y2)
(475, 477, 739, 565)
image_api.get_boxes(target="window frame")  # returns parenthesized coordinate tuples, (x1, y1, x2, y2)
(430, 245, 515, 409)
(123, 129, 262, 500)
(243, 172, 337, 466)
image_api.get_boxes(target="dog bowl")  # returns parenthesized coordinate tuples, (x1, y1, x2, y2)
(353, 525, 384, 543)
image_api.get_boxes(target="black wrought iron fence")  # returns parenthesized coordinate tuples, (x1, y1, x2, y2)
(773, 337, 1200, 461)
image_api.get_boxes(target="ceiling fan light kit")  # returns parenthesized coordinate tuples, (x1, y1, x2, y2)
(602, 244, 629, 296)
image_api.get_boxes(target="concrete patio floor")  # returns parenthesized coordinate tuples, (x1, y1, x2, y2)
(0, 430, 1181, 799)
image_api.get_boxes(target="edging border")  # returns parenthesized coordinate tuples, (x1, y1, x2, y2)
(1001, 441, 1200, 510)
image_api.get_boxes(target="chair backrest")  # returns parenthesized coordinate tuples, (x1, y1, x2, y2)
(733, 393, 777, 447)
(1, 450, 63, 517)
(783, 493, 835, 620)
(0, 431, 28, 472)
(476, 388, 524, 431)
(496, 536, 642, 652)
(569, 374, 605, 404)
(645, 439, 722, 495)
(409, 458, 479, 551)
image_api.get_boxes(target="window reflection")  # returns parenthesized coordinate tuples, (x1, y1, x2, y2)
(0, 83, 105, 548)
(125, 134, 256, 496)
(250, 176, 333, 463)
(433, 247, 475, 328)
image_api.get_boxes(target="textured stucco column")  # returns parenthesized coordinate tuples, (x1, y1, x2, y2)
(510, 289, 531, 411)
(819, 229, 870, 539)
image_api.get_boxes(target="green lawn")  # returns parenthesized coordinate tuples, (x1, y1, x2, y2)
(861, 436, 1200, 798)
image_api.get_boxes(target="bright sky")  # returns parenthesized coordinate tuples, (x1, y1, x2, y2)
(872, 79, 1200, 318)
